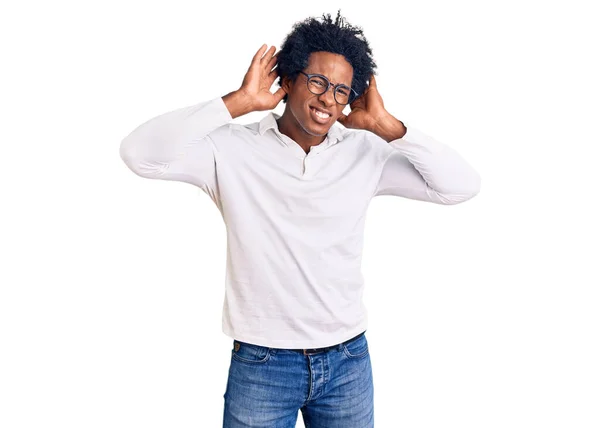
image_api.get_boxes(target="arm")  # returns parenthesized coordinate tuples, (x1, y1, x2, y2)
(119, 97, 232, 190)
(338, 75, 480, 205)
(119, 44, 285, 190)
(373, 126, 481, 204)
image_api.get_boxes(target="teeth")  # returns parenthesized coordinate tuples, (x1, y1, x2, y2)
(313, 109, 330, 119)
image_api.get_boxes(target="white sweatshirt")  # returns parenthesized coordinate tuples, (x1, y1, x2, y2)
(119, 97, 481, 349)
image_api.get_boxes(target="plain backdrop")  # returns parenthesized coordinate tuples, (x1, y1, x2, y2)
(1, 0, 599, 427)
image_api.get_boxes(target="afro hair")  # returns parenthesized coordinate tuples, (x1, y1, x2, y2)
(276, 10, 377, 103)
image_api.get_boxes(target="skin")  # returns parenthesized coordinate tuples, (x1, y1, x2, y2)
(277, 51, 354, 152)
(222, 45, 407, 153)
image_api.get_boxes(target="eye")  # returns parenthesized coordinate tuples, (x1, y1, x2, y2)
(336, 86, 350, 96)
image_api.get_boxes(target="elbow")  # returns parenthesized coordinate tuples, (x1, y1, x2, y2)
(119, 137, 132, 167)
(119, 136, 141, 175)
(438, 172, 481, 205)
(119, 136, 158, 179)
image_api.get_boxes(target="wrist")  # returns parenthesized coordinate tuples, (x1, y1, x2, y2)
(222, 90, 254, 119)
(372, 113, 407, 142)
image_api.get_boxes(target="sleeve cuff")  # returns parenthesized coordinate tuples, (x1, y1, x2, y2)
(212, 96, 234, 122)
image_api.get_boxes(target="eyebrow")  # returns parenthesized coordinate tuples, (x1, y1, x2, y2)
(304, 71, 352, 88)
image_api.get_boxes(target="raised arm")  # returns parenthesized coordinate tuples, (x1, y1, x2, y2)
(119, 98, 232, 191)
(338, 74, 480, 205)
(373, 127, 481, 204)
(119, 44, 285, 191)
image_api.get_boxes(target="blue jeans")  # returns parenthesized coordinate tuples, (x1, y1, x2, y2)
(222, 332, 374, 427)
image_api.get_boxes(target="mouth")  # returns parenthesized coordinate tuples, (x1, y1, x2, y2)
(309, 106, 333, 124)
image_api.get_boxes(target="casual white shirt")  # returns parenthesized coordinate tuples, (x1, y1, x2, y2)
(119, 97, 480, 349)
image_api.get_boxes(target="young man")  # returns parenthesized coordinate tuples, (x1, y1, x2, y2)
(120, 11, 480, 428)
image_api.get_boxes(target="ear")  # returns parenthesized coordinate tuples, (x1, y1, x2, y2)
(281, 76, 292, 94)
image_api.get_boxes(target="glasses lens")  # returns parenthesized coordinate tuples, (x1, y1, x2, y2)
(307, 76, 328, 95)
(334, 86, 352, 105)
(305, 73, 355, 105)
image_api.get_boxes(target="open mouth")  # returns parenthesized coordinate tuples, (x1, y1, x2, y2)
(309, 106, 332, 124)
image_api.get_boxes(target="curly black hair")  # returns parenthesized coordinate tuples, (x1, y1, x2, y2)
(276, 10, 377, 103)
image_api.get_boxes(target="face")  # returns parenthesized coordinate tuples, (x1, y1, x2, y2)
(283, 51, 354, 137)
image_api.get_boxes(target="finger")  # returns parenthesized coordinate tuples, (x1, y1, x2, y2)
(349, 97, 361, 109)
(252, 44, 268, 63)
(273, 87, 286, 102)
(369, 74, 377, 88)
(268, 68, 279, 83)
(348, 100, 362, 111)
(266, 51, 279, 70)
(337, 112, 348, 124)
(269, 63, 279, 75)
(261, 46, 276, 63)
(266, 87, 286, 109)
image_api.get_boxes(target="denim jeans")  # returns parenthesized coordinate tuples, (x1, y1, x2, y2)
(222, 332, 374, 427)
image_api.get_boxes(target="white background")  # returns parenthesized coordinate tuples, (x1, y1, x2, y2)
(1, 0, 599, 427)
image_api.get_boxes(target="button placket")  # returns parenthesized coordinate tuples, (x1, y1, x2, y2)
(303, 156, 311, 177)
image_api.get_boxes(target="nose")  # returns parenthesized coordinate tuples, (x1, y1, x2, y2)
(317, 86, 336, 106)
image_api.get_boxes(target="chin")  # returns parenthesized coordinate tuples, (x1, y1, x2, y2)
(303, 123, 330, 137)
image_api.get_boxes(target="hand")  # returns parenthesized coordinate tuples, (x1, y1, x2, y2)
(337, 74, 406, 141)
(239, 45, 286, 111)
(336, 74, 387, 132)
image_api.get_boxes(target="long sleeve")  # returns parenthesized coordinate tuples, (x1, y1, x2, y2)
(373, 126, 481, 204)
(119, 97, 232, 193)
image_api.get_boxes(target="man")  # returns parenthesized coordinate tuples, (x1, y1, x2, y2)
(120, 11, 480, 428)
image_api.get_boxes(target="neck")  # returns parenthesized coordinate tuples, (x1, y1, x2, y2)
(276, 108, 327, 152)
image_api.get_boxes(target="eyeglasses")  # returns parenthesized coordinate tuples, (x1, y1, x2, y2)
(298, 71, 358, 105)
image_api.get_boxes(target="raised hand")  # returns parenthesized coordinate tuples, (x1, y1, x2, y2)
(223, 45, 285, 118)
(336, 74, 406, 141)
(336, 74, 387, 132)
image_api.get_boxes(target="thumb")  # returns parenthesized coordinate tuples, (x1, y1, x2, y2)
(369, 74, 377, 88)
(273, 87, 286, 103)
(337, 112, 348, 125)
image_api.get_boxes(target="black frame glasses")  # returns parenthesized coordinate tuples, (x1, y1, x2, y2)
(298, 71, 358, 105)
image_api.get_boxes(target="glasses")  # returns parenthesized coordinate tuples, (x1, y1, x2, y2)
(298, 71, 358, 105)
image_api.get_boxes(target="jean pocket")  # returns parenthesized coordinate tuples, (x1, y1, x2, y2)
(342, 334, 369, 359)
(231, 340, 272, 364)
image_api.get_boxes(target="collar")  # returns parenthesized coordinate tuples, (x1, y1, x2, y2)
(258, 112, 345, 146)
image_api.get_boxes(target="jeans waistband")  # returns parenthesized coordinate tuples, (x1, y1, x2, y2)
(289, 331, 366, 355)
